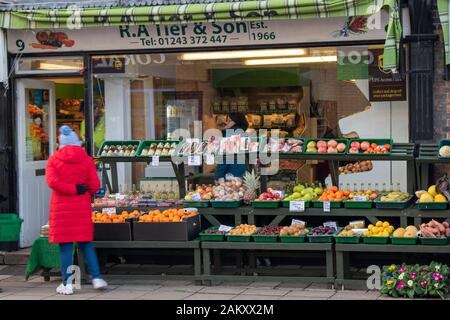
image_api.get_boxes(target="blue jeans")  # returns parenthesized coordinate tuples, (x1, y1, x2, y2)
(59, 242, 101, 285)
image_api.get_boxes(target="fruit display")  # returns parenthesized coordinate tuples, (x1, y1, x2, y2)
(339, 161, 373, 174)
(305, 139, 346, 154)
(346, 189, 379, 201)
(178, 136, 259, 155)
(439, 145, 450, 157)
(283, 183, 323, 201)
(419, 220, 450, 238)
(256, 226, 283, 235)
(92, 210, 140, 223)
(363, 221, 394, 237)
(309, 226, 337, 236)
(203, 228, 226, 235)
(243, 170, 260, 204)
(228, 224, 257, 235)
(338, 221, 365, 236)
(138, 208, 198, 223)
(317, 186, 350, 201)
(416, 184, 448, 203)
(184, 184, 213, 201)
(33, 31, 74, 49)
(280, 224, 308, 236)
(379, 191, 411, 202)
(212, 177, 245, 201)
(141, 142, 177, 156)
(262, 138, 303, 153)
(255, 188, 282, 201)
(100, 144, 138, 157)
(348, 140, 390, 154)
(393, 226, 418, 238)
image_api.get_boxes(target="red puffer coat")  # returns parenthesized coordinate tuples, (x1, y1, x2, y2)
(46, 146, 100, 243)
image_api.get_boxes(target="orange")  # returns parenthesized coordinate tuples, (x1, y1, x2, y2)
(331, 186, 338, 192)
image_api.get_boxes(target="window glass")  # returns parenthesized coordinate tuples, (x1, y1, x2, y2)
(25, 89, 50, 161)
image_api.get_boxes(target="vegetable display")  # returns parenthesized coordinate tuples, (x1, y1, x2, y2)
(309, 226, 336, 236)
(138, 208, 198, 223)
(363, 221, 394, 237)
(256, 226, 283, 235)
(393, 226, 418, 238)
(419, 220, 450, 238)
(228, 224, 257, 235)
(280, 224, 308, 236)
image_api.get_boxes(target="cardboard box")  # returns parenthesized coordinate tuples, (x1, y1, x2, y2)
(94, 222, 133, 241)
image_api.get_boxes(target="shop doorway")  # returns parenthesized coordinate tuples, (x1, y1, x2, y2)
(16, 77, 84, 247)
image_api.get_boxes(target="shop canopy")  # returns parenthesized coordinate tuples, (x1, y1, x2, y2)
(0, 0, 401, 71)
(438, 0, 450, 65)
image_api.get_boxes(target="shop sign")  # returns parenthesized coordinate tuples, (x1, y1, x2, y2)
(368, 48, 406, 101)
(8, 12, 388, 54)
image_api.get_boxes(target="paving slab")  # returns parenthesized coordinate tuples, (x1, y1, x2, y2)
(220, 281, 253, 287)
(113, 285, 162, 292)
(280, 296, 328, 300)
(43, 293, 103, 300)
(1, 294, 56, 300)
(276, 282, 310, 289)
(232, 294, 281, 301)
(138, 291, 194, 300)
(241, 288, 289, 297)
(161, 280, 193, 286)
(152, 286, 203, 293)
(305, 283, 335, 291)
(184, 293, 236, 300)
(285, 290, 336, 299)
(329, 290, 381, 300)
(199, 286, 246, 295)
(14, 287, 60, 296)
(0, 275, 13, 281)
(246, 281, 281, 289)
(92, 290, 149, 300)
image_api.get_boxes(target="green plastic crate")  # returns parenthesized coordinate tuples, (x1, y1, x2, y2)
(281, 200, 312, 208)
(136, 140, 179, 157)
(251, 201, 280, 209)
(303, 138, 349, 154)
(415, 202, 448, 210)
(391, 237, 417, 245)
(334, 234, 361, 244)
(347, 139, 393, 155)
(252, 234, 278, 243)
(226, 234, 253, 242)
(307, 228, 340, 243)
(0, 214, 23, 242)
(210, 200, 243, 208)
(312, 200, 342, 208)
(438, 139, 450, 159)
(419, 237, 449, 245)
(374, 196, 414, 209)
(362, 236, 390, 244)
(343, 200, 373, 209)
(199, 227, 225, 242)
(97, 140, 142, 157)
(183, 200, 210, 208)
(279, 235, 307, 243)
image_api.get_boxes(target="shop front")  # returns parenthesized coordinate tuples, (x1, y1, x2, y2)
(0, 0, 426, 254)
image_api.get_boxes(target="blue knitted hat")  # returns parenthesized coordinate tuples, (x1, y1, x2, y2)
(58, 125, 81, 148)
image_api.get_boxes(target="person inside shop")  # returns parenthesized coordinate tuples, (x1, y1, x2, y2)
(215, 112, 249, 180)
(46, 125, 108, 295)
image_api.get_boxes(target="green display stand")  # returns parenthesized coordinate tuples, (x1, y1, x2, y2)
(25, 237, 60, 280)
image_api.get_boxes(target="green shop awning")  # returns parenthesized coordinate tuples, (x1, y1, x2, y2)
(0, 0, 402, 71)
(438, 0, 450, 65)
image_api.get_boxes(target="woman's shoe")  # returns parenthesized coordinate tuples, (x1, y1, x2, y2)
(92, 278, 108, 290)
(56, 283, 74, 295)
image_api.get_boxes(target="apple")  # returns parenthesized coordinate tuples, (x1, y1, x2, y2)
(350, 141, 360, 150)
(360, 141, 370, 151)
(384, 144, 391, 151)
(318, 146, 327, 153)
(327, 147, 337, 153)
(337, 143, 346, 153)
(349, 147, 359, 154)
(327, 140, 338, 148)
(317, 140, 327, 149)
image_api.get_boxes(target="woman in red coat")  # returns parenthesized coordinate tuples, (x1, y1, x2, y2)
(46, 125, 107, 295)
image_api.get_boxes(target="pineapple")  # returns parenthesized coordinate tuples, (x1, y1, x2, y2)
(243, 170, 260, 204)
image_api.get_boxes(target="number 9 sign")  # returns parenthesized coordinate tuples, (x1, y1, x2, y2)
(16, 39, 25, 52)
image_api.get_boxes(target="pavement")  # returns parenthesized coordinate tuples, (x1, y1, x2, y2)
(0, 265, 438, 300)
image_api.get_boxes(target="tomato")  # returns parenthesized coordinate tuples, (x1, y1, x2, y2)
(62, 39, 75, 47)
(36, 31, 49, 43)
(384, 144, 391, 150)
(370, 143, 378, 149)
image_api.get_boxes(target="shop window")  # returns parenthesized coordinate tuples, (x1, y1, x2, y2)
(25, 89, 50, 161)
(16, 57, 83, 74)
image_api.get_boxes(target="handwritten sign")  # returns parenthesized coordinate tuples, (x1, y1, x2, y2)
(289, 201, 305, 212)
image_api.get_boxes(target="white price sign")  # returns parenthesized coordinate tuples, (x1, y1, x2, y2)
(352, 196, 368, 201)
(205, 153, 215, 165)
(188, 155, 202, 166)
(291, 219, 306, 226)
(102, 207, 116, 215)
(272, 190, 285, 199)
(323, 221, 338, 230)
(115, 194, 126, 200)
(151, 155, 160, 166)
(218, 225, 233, 232)
(191, 193, 202, 201)
(289, 201, 305, 212)
(323, 201, 331, 212)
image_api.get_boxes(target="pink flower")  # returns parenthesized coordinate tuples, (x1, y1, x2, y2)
(410, 272, 417, 279)
(399, 267, 407, 272)
(420, 280, 428, 287)
(396, 281, 405, 289)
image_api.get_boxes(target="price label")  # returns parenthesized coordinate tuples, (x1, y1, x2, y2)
(191, 193, 202, 201)
(291, 219, 306, 226)
(115, 194, 127, 200)
(272, 190, 285, 199)
(102, 207, 116, 215)
(323, 221, 338, 230)
(151, 155, 160, 166)
(323, 201, 331, 212)
(352, 196, 367, 201)
(205, 153, 215, 165)
(188, 155, 202, 166)
(218, 225, 233, 232)
(289, 201, 305, 212)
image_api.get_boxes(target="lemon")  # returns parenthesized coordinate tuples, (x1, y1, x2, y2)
(419, 192, 434, 203)
(388, 226, 394, 233)
(434, 194, 447, 202)
(382, 221, 390, 228)
(428, 185, 437, 197)
(368, 224, 374, 231)
(376, 221, 383, 227)
(382, 231, 390, 237)
(372, 227, 379, 234)
(363, 231, 370, 237)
